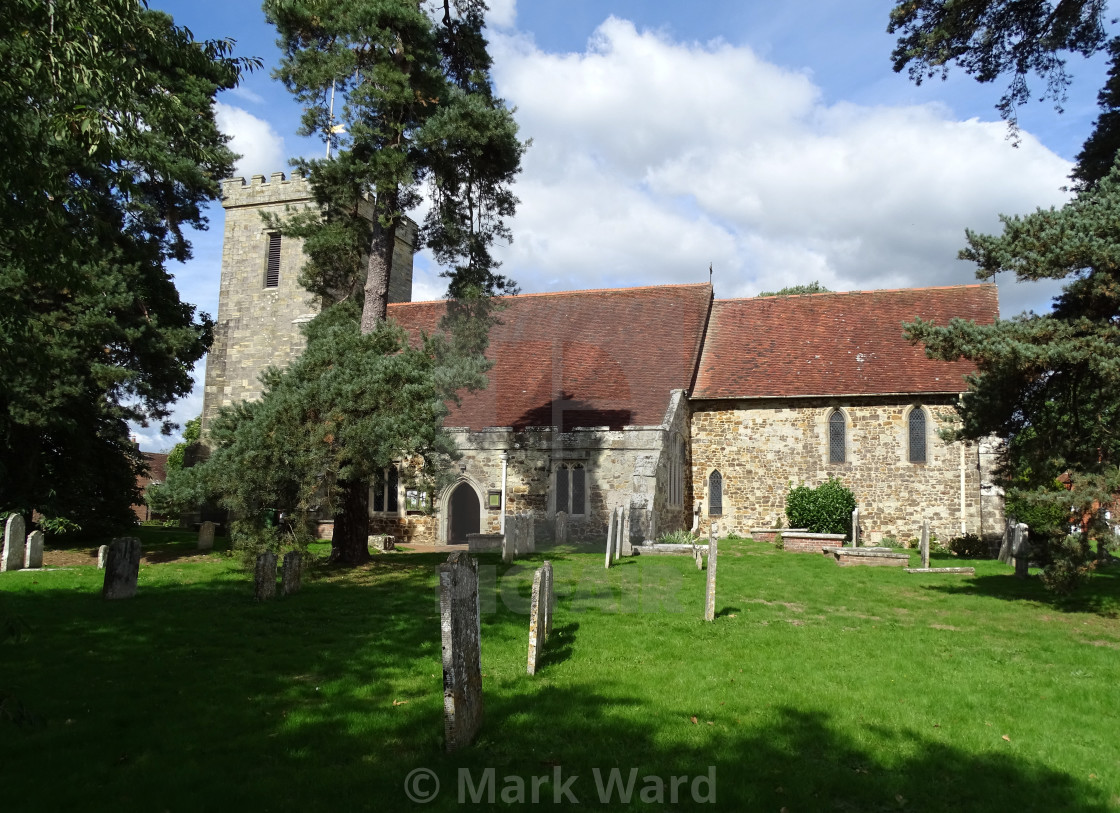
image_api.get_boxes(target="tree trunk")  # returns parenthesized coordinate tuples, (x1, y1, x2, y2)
(331, 479, 371, 565)
(360, 203, 398, 334)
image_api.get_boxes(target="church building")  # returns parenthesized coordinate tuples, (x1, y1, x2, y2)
(202, 171, 1004, 547)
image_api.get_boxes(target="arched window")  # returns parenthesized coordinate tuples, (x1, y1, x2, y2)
(908, 407, 927, 464)
(555, 463, 586, 516)
(708, 470, 723, 516)
(828, 410, 846, 464)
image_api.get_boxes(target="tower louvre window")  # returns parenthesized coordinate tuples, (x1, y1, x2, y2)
(265, 232, 281, 288)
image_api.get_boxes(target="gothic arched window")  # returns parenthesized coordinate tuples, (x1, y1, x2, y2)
(908, 407, 927, 464)
(828, 411, 846, 464)
(708, 470, 723, 516)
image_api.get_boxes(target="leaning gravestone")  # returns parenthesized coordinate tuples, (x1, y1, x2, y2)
(102, 537, 142, 600)
(2, 513, 26, 572)
(280, 552, 302, 596)
(604, 517, 614, 570)
(851, 507, 860, 547)
(197, 521, 215, 551)
(254, 552, 278, 601)
(997, 517, 1017, 565)
(527, 566, 546, 675)
(97, 545, 109, 569)
(439, 551, 483, 752)
(541, 560, 554, 639)
(920, 520, 930, 569)
(24, 530, 44, 569)
(704, 523, 719, 621)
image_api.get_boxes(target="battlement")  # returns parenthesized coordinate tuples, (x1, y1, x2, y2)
(221, 171, 312, 209)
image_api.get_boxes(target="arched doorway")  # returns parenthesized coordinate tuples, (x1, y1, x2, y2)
(448, 481, 481, 544)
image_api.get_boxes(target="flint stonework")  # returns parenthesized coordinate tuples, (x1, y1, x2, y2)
(24, 531, 44, 569)
(440, 552, 483, 752)
(280, 552, 302, 596)
(704, 524, 718, 621)
(97, 545, 108, 569)
(102, 537, 141, 600)
(920, 520, 930, 569)
(255, 552, 278, 601)
(197, 521, 216, 551)
(2, 513, 26, 572)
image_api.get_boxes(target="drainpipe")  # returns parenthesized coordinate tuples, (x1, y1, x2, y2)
(960, 442, 967, 535)
(500, 451, 509, 534)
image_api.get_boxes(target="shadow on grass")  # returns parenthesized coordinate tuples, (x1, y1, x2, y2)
(918, 562, 1120, 617)
(0, 553, 1111, 812)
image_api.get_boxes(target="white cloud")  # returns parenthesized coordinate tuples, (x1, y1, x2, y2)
(226, 85, 266, 105)
(488, 18, 1074, 316)
(129, 364, 206, 453)
(214, 101, 287, 180)
(486, 0, 517, 30)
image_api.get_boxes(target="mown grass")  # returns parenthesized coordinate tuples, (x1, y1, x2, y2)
(1, 533, 1118, 812)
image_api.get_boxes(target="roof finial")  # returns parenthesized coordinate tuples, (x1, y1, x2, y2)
(709, 262, 713, 285)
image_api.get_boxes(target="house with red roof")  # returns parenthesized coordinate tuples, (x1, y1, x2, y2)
(202, 172, 1004, 547)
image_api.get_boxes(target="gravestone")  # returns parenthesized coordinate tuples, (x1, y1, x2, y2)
(920, 520, 930, 569)
(280, 552, 302, 596)
(527, 566, 545, 675)
(24, 530, 44, 569)
(694, 546, 703, 570)
(1013, 523, 1030, 579)
(541, 560, 554, 639)
(254, 552, 278, 601)
(555, 511, 568, 545)
(997, 517, 1017, 565)
(368, 534, 395, 553)
(197, 521, 216, 551)
(523, 512, 536, 553)
(501, 529, 514, 564)
(704, 523, 719, 621)
(2, 513, 26, 572)
(439, 551, 483, 751)
(604, 516, 614, 570)
(102, 537, 141, 600)
(621, 505, 634, 557)
(851, 507, 860, 547)
(647, 508, 657, 544)
(97, 545, 108, 569)
(613, 506, 623, 562)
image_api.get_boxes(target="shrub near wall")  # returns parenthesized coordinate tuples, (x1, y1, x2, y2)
(786, 478, 856, 537)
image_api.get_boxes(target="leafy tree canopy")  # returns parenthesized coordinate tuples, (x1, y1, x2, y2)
(0, 0, 258, 535)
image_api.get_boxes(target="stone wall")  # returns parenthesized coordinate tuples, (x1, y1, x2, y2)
(201, 171, 417, 437)
(690, 396, 1002, 544)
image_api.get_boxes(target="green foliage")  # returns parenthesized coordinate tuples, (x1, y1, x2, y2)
(1072, 35, 1120, 189)
(165, 417, 202, 473)
(1040, 534, 1098, 595)
(657, 529, 696, 545)
(757, 281, 831, 297)
(1005, 486, 1072, 542)
(888, 0, 1109, 129)
(0, 0, 258, 533)
(947, 533, 990, 558)
(785, 478, 857, 536)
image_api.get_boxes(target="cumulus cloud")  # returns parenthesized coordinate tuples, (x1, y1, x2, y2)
(488, 18, 1073, 316)
(214, 101, 287, 180)
(486, 0, 517, 29)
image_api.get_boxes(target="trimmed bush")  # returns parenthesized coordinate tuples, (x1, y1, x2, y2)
(947, 533, 989, 558)
(786, 478, 856, 536)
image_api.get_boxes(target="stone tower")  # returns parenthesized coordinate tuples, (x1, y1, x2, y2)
(201, 170, 416, 436)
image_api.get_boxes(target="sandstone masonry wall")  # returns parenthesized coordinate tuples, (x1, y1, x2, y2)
(690, 396, 1002, 543)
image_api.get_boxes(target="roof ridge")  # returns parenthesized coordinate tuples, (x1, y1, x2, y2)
(718, 282, 996, 304)
(390, 282, 713, 308)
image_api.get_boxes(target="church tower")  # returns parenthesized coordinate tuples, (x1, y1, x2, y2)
(201, 170, 416, 436)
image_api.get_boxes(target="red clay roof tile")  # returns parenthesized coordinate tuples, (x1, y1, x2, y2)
(692, 284, 998, 399)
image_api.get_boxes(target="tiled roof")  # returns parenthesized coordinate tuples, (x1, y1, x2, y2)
(389, 283, 713, 431)
(692, 284, 998, 399)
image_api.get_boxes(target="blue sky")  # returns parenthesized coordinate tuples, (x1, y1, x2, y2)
(135, 0, 1117, 450)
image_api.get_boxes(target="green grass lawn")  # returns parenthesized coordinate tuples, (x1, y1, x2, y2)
(1, 532, 1118, 812)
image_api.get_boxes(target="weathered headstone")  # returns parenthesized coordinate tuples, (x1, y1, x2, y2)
(524, 512, 536, 553)
(1013, 523, 1030, 579)
(851, 507, 860, 547)
(254, 552, 278, 601)
(97, 544, 108, 569)
(694, 546, 703, 570)
(102, 537, 141, 600)
(555, 511, 568, 545)
(368, 534, 395, 553)
(621, 505, 633, 557)
(24, 530, 44, 569)
(197, 520, 216, 551)
(527, 566, 545, 675)
(920, 520, 930, 569)
(604, 515, 614, 570)
(704, 523, 719, 621)
(440, 551, 483, 751)
(541, 560, 554, 639)
(997, 517, 1016, 565)
(280, 551, 302, 596)
(2, 513, 26, 572)
(613, 506, 623, 562)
